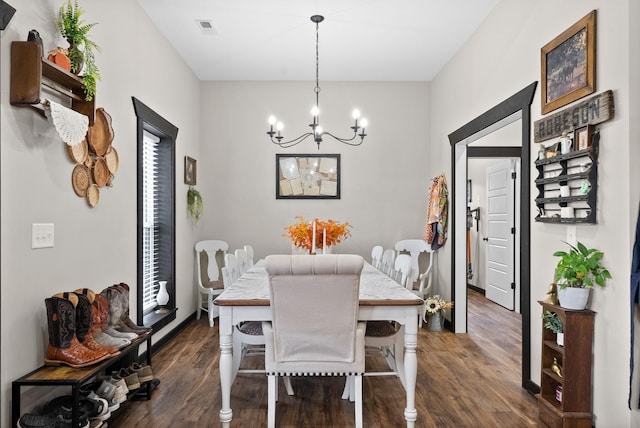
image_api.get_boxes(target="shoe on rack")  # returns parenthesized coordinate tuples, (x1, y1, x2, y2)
(41, 395, 90, 428)
(18, 413, 62, 428)
(114, 367, 141, 391)
(81, 380, 120, 411)
(102, 375, 128, 402)
(129, 362, 153, 383)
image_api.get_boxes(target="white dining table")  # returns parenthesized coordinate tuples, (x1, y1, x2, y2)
(214, 259, 424, 427)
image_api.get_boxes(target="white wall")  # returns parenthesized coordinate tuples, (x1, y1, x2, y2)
(430, 0, 638, 426)
(200, 81, 432, 260)
(0, 0, 202, 424)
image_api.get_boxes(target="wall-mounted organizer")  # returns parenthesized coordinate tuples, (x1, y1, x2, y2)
(10, 41, 95, 125)
(534, 129, 599, 223)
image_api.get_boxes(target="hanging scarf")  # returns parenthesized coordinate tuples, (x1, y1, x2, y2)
(424, 174, 448, 250)
(630, 204, 640, 408)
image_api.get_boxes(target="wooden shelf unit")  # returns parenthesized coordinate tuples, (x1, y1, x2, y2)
(12, 333, 151, 428)
(10, 41, 95, 125)
(534, 131, 599, 223)
(537, 301, 595, 428)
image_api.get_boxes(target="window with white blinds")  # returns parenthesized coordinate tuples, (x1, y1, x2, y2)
(142, 131, 161, 312)
(133, 96, 177, 329)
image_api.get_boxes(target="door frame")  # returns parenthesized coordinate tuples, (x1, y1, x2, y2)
(448, 82, 538, 393)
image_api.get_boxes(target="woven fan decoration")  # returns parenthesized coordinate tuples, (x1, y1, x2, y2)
(44, 100, 89, 147)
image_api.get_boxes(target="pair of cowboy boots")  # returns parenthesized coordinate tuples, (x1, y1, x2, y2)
(44, 291, 118, 368)
(100, 283, 152, 338)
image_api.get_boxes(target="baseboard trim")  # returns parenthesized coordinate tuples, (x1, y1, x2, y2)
(138, 311, 197, 363)
(467, 284, 485, 295)
(524, 379, 540, 395)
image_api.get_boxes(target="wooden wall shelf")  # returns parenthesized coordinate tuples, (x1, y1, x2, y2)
(10, 41, 95, 125)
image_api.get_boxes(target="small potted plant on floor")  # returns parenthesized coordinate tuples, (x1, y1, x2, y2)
(542, 310, 564, 346)
(553, 241, 611, 309)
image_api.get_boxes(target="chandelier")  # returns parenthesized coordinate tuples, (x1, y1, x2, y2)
(267, 15, 368, 150)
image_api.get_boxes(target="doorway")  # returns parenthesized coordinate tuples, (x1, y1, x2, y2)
(448, 82, 538, 393)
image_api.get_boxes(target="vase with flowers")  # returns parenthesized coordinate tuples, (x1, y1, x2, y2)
(424, 295, 454, 332)
(285, 216, 351, 254)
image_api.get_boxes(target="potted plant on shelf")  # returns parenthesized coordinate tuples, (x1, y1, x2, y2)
(553, 241, 611, 310)
(542, 310, 564, 346)
(55, 0, 101, 101)
(187, 187, 203, 224)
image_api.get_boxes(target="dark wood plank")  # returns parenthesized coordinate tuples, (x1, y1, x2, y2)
(108, 289, 539, 427)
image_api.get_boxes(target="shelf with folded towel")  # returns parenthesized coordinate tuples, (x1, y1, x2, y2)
(10, 41, 95, 125)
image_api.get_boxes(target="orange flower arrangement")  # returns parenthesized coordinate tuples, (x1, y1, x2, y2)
(285, 216, 351, 252)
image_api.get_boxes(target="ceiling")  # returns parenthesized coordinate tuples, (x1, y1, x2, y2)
(135, 0, 500, 82)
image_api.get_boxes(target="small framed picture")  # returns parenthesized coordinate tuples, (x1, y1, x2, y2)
(574, 125, 592, 151)
(184, 156, 197, 185)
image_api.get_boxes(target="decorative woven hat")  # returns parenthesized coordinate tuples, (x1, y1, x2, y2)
(71, 165, 91, 197)
(87, 108, 114, 156)
(86, 184, 100, 207)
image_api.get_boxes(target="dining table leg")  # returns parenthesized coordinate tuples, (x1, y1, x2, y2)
(219, 306, 233, 427)
(403, 309, 419, 427)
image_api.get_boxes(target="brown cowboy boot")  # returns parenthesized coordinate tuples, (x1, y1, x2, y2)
(44, 294, 112, 368)
(70, 290, 120, 357)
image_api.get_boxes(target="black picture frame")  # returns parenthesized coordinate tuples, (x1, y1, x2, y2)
(275, 154, 340, 199)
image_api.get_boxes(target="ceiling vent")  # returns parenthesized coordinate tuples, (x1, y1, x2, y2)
(196, 19, 217, 35)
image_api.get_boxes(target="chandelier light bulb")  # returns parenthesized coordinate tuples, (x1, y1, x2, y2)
(268, 116, 277, 125)
(316, 125, 323, 135)
(276, 122, 284, 131)
(311, 106, 319, 116)
(361, 118, 368, 128)
(352, 109, 361, 120)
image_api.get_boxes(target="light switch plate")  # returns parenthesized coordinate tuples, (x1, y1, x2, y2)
(32, 223, 54, 249)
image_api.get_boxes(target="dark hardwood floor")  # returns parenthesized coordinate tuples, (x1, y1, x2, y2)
(109, 289, 539, 427)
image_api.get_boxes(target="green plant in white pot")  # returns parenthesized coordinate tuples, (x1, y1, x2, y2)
(553, 241, 611, 309)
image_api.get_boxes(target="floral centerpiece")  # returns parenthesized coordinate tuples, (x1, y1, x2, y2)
(285, 216, 351, 253)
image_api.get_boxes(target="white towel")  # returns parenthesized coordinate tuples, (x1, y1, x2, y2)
(43, 99, 89, 147)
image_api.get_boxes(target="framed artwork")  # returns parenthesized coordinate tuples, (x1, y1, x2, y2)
(541, 10, 596, 114)
(184, 156, 196, 185)
(574, 125, 593, 151)
(276, 154, 340, 199)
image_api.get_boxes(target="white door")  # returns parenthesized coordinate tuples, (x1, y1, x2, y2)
(485, 160, 515, 310)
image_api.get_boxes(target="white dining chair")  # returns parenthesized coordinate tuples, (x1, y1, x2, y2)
(235, 248, 249, 276)
(224, 253, 240, 285)
(263, 255, 365, 428)
(195, 240, 229, 327)
(395, 239, 436, 326)
(371, 245, 383, 270)
(244, 244, 255, 268)
(380, 249, 396, 277)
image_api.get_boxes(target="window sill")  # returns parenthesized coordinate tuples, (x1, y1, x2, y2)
(143, 307, 178, 334)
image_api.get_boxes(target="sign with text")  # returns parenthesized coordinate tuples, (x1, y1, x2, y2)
(534, 90, 614, 144)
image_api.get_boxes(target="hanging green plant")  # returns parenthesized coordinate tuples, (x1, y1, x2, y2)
(55, 0, 101, 101)
(187, 186, 203, 223)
